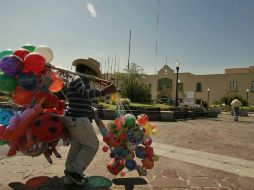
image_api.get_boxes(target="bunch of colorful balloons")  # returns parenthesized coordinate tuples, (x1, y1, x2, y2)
(0, 44, 64, 109)
(100, 112, 158, 176)
(0, 44, 69, 163)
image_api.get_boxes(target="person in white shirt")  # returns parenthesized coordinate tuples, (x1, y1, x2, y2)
(230, 98, 242, 121)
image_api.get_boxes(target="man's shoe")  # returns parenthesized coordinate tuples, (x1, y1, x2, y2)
(64, 170, 87, 186)
(63, 176, 75, 185)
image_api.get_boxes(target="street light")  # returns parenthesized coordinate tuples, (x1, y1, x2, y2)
(246, 89, 249, 104)
(175, 60, 180, 107)
(207, 88, 210, 107)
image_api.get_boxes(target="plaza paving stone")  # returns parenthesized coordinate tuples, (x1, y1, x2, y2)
(0, 113, 253, 189)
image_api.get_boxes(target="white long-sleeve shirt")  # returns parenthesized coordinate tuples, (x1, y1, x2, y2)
(231, 99, 242, 108)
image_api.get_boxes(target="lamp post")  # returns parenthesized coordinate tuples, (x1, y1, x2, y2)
(175, 60, 180, 107)
(207, 88, 210, 107)
(246, 89, 249, 104)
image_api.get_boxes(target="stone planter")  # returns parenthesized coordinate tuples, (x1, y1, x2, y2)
(141, 111, 161, 121)
(101, 109, 219, 121)
(101, 109, 115, 120)
(160, 111, 174, 121)
(206, 111, 219, 118)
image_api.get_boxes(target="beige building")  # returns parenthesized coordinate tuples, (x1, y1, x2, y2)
(103, 65, 254, 106)
(143, 65, 254, 106)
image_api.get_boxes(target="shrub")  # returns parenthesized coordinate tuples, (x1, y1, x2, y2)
(91, 98, 99, 104)
(119, 63, 152, 103)
(120, 98, 130, 105)
(217, 92, 248, 106)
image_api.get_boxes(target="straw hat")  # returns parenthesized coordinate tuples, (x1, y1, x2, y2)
(72, 58, 102, 77)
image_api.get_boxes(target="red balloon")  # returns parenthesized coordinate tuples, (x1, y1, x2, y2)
(12, 87, 33, 107)
(120, 171, 126, 177)
(13, 49, 30, 61)
(145, 146, 154, 159)
(24, 53, 46, 74)
(31, 113, 63, 142)
(0, 124, 6, 138)
(25, 176, 51, 188)
(102, 146, 109, 152)
(136, 114, 149, 125)
(141, 157, 154, 169)
(34, 92, 61, 109)
(12, 87, 62, 109)
(107, 158, 125, 175)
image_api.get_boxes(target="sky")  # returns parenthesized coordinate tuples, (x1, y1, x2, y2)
(0, 0, 253, 75)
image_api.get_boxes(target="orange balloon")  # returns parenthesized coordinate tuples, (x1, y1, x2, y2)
(49, 77, 63, 92)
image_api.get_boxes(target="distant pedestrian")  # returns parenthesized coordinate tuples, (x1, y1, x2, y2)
(230, 98, 242, 121)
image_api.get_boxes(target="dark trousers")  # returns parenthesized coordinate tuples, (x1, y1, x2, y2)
(233, 107, 240, 121)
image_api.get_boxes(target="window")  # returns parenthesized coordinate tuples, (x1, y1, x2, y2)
(157, 78, 172, 91)
(230, 81, 238, 92)
(252, 81, 254, 92)
(196, 82, 202, 92)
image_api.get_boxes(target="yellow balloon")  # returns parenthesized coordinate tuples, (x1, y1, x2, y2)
(143, 122, 153, 135)
(153, 155, 160, 161)
(111, 92, 119, 101)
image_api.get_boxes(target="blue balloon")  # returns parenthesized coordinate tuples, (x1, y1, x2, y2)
(127, 126, 142, 144)
(135, 146, 146, 159)
(112, 147, 128, 157)
(18, 73, 38, 90)
(125, 159, 137, 171)
(0, 108, 14, 126)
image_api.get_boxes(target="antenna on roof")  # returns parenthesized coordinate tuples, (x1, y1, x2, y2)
(155, 0, 160, 74)
(127, 29, 131, 70)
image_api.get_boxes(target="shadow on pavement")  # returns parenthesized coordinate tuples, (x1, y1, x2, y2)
(236, 120, 254, 124)
(8, 176, 112, 190)
(112, 177, 148, 190)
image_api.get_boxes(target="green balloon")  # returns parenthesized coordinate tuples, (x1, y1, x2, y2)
(124, 114, 136, 128)
(0, 141, 7, 146)
(22, 44, 36, 52)
(0, 73, 18, 93)
(0, 49, 13, 59)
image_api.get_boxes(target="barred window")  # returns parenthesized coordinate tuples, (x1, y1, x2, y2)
(196, 82, 202, 92)
(230, 81, 238, 92)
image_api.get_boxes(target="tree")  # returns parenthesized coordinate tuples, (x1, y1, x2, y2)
(119, 63, 151, 103)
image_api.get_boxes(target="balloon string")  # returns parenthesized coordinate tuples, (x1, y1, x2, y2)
(115, 93, 127, 116)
